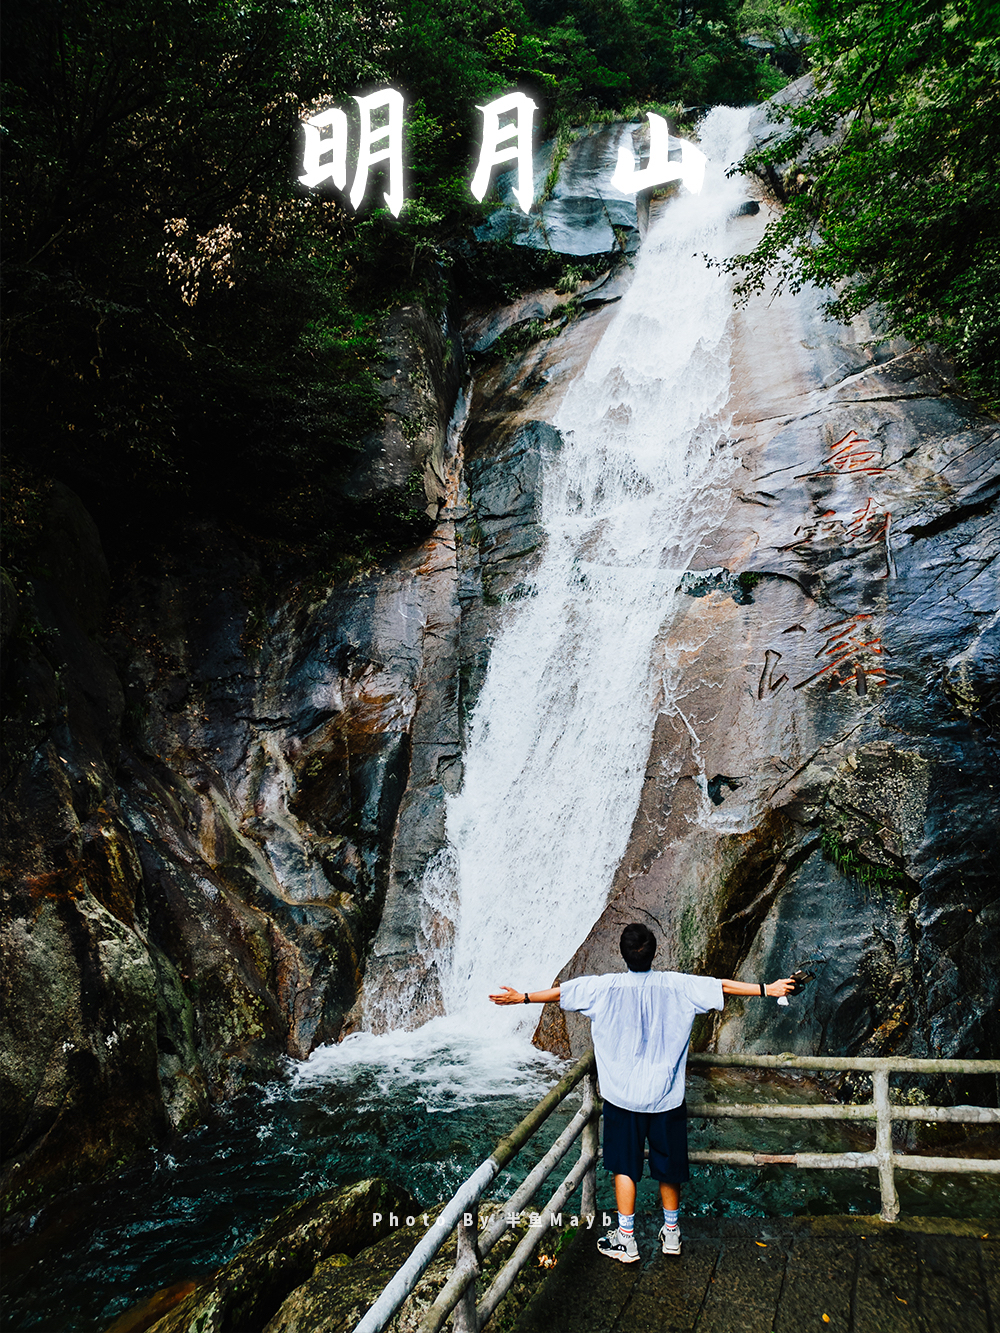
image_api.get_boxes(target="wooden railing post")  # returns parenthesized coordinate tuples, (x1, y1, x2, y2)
(452, 1204, 481, 1333)
(872, 1069, 899, 1223)
(580, 1072, 599, 1220)
(363, 1050, 1000, 1333)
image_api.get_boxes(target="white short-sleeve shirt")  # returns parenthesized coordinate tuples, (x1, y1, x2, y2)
(560, 970, 724, 1114)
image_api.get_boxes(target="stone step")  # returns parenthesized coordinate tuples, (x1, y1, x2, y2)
(511, 1216, 998, 1333)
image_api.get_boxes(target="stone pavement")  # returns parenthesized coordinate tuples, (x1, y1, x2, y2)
(512, 1216, 998, 1333)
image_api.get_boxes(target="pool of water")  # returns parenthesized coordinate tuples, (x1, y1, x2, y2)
(4, 1038, 997, 1333)
(2, 1025, 565, 1332)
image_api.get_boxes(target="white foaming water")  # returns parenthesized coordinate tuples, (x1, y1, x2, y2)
(293, 1013, 563, 1108)
(297, 107, 752, 1097)
(443, 106, 752, 1013)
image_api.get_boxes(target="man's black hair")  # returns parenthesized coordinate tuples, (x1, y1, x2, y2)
(620, 922, 656, 972)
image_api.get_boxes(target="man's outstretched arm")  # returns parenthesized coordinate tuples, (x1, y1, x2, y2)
(722, 977, 797, 998)
(490, 984, 561, 1005)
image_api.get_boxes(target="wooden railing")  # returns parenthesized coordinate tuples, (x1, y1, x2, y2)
(687, 1051, 1000, 1223)
(353, 1050, 599, 1333)
(353, 1048, 999, 1331)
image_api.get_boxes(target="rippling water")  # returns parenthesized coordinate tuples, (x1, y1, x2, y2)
(4, 1034, 567, 1332)
(6, 1050, 997, 1332)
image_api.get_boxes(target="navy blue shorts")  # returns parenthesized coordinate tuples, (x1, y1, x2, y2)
(602, 1099, 689, 1184)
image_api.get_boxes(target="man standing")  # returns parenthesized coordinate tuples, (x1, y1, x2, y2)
(489, 922, 798, 1261)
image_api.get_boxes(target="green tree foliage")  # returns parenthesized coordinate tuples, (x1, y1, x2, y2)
(1, 0, 412, 558)
(626, 0, 767, 106)
(738, 0, 807, 78)
(1, 0, 780, 572)
(730, 0, 1000, 406)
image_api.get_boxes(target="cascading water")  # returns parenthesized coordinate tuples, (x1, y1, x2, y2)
(444, 105, 753, 1018)
(299, 105, 754, 1094)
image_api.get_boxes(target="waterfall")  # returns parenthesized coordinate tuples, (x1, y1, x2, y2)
(298, 106, 753, 1090)
(442, 106, 753, 1022)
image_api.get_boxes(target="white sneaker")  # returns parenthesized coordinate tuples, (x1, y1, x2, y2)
(659, 1224, 682, 1256)
(597, 1228, 640, 1263)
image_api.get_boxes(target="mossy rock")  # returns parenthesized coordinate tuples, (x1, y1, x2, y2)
(262, 1219, 453, 1333)
(133, 1177, 420, 1333)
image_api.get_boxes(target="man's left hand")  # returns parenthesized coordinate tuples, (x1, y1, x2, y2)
(769, 977, 798, 997)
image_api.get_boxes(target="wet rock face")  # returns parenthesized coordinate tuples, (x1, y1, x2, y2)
(1, 484, 172, 1215)
(475, 122, 646, 257)
(134, 1177, 421, 1333)
(1, 306, 469, 1215)
(541, 201, 999, 1094)
(118, 536, 455, 1060)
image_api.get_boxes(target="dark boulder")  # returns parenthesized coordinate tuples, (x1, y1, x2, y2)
(132, 1177, 420, 1333)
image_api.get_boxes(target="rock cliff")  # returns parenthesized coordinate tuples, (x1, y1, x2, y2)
(537, 201, 1000, 1105)
(3, 112, 997, 1229)
(1, 303, 473, 1216)
(1, 206, 629, 1215)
